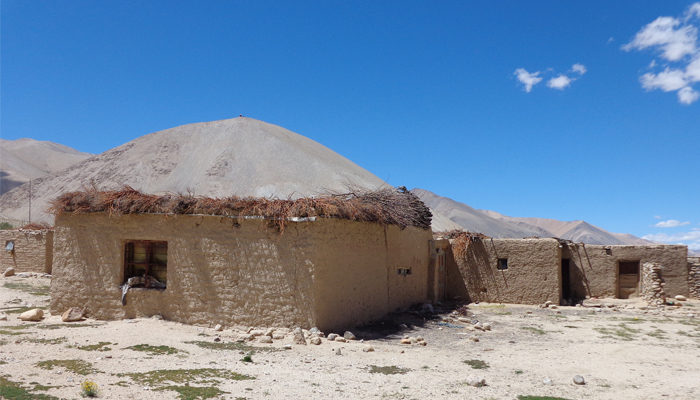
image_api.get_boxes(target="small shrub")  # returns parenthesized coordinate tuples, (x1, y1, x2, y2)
(241, 354, 253, 363)
(0, 222, 13, 230)
(81, 380, 99, 397)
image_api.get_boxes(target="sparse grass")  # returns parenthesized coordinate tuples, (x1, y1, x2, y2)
(518, 396, 573, 400)
(79, 342, 113, 351)
(0, 375, 61, 400)
(158, 385, 228, 400)
(615, 317, 645, 324)
(521, 326, 546, 335)
(474, 304, 506, 309)
(594, 324, 639, 341)
(646, 329, 667, 339)
(514, 369, 524, 374)
(367, 365, 411, 375)
(0, 325, 33, 335)
(563, 325, 579, 329)
(112, 381, 129, 387)
(463, 359, 489, 369)
(117, 368, 254, 386)
(23, 337, 66, 345)
(185, 340, 278, 354)
(125, 344, 184, 355)
(36, 359, 98, 375)
(39, 323, 102, 330)
(3, 283, 50, 297)
(241, 354, 253, 363)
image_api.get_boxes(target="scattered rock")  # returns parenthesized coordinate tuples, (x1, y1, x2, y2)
(250, 329, 264, 337)
(543, 377, 553, 386)
(468, 335, 479, 342)
(466, 375, 486, 387)
(334, 336, 346, 342)
(408, 336, 417, 344)
(0, 314, 7, 321)
(327, 333, 339, 341)
(675, 295, 687, 301)
(3, 267, 15, 277)
(416, 336, 424, 342)
(214, 324, 223, 331)
(258, 336, 272, 344)
(398, 324, 408, 329)
(310, 327, 321, 334)
(265, 328, 275, 337)
(573, 375, 586, 385)
(61, 307, 84, 322)
(19, 308, 43, 321)
(310, 337, 322, 345)
(458, 317, 470, 323)
(335, 348, 342, 355)
(400, 338, 411, 345)
(272, 333, 285, 340)
(363, 345, 374, 352)
(482, 322, 492, 331)
(344, 331, 356, 340)
(16, 272, 32, 278)
(151, 314, 164, 320)
(418, 341, 427, 346)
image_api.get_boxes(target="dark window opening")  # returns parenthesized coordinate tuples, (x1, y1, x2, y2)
(124, 240, 167, 288)
(397, 268, 412, 276)
(497, 258, 508, 270)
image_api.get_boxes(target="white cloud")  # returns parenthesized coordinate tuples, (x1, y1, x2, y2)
(654, 215, 662, 219)
(641, 68, 689, 91)
(547, 75, 573, 90)
(643, 230, 700, 242)
(514, 68, 543, 92)
(572, 64, 587, 75)
(678, 86, 700, 104)
(623, 3, 700, 104)
(654, 219, 691, 228)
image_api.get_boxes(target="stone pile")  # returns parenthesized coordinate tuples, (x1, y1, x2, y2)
(689, 259, 700, 299)
(641, 262, 666, 306)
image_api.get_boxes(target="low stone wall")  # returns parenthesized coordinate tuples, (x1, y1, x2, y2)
(689, 257, 700, 299)
(641, 262, 666, 306)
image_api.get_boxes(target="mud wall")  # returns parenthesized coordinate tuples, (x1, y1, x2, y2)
(50, 213, 431, 331)
(0, 229, 53, 274)
(563, 244, 688, 298)
(454, 238, 561, 305)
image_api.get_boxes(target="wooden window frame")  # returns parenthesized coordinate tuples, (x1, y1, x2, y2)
(124, 240, 167, 288)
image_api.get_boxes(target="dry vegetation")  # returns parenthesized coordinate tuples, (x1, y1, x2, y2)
(49, 186, 432, 231)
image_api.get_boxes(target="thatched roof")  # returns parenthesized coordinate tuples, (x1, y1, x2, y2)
(49, 186, 432, 230)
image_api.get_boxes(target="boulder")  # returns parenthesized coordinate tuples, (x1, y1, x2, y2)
(3, 267, 15, 277)
(20, 308, 44, 321)
(327, 333, 339, 341)
(309, 337, 322, 345)
(343, 331, 356, 340)
(61, 307, 84, 322)
(573, 375, 586, 385)
(293, 327, 307, 345)
(258, 335, 272, 344)
(675, 295, 687, 302)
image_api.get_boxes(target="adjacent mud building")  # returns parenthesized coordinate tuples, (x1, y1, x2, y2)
(0, 228, 53, 274)
(435, 234, 690, 305)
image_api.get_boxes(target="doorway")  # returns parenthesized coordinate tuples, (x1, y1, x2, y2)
(618, 261, 640, 299)
(561, 259, 571, 301)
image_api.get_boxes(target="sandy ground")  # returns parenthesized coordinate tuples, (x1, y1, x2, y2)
(1, 275, 699, 400)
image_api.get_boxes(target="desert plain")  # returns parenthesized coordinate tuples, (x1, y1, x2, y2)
(1, 274, 699, 400)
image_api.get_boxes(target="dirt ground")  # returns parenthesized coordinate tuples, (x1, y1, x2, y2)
(1, 275, 699, 400)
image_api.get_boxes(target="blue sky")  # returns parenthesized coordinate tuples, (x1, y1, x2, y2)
(2, 1, 699, 249)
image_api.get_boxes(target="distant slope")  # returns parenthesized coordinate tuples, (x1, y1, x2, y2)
(0, 118, 387, 223)
(412, 188, 545, 238)
(415, 188, 656, 246)
(0, 138, 92, 194)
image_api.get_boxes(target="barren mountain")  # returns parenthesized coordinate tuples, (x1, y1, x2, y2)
(0, 117, 387, 223)
(411, 188, 545, 238)
(0, 138, 92, 195)
(414, 188, 655, 246)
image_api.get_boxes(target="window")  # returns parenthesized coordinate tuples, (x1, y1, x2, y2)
(124, 240, 167, 288)
(497, 258, 508, 270)
(397, 268, 412, 276)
